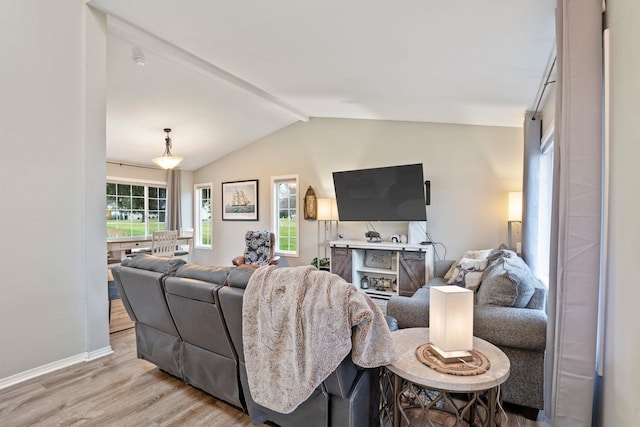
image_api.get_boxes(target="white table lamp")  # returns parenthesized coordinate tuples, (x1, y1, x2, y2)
(316, 198, 339, 270)
(429, 286, 474, 363)
(508, 191, 522, 253)
(317, 198, 338, 221)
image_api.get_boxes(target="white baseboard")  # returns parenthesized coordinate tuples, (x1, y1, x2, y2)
(0, 345, 113, 391)
(88, 345, 114, 360)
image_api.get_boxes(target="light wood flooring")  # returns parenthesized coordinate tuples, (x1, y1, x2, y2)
(0, 301, 549, 427)
(109, 299, 135, 334)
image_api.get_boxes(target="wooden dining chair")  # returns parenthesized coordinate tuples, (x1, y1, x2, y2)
(175, 227, 194, 261)
(151, 230, 178, 258)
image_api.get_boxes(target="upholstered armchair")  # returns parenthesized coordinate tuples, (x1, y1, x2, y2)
(232, 230, 280, 268)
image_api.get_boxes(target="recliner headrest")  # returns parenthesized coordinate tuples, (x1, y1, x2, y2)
(121, 254, 186, 274)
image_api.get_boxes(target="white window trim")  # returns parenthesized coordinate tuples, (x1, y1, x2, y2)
(536, 125, 554, 287)
(107, 176, 166, 186)
(541, 123, 555, 154)
(194, 183, 213, 250)
(271, 174, 299, 257)
(106, 178, 167, 236)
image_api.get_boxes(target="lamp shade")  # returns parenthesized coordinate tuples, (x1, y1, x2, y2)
(429, 286, 473, 353)
(152, 128, 183, 169)
(508, 191, 523, 222)
(317, 198, 338, 220)
(152, 155, 183, 169)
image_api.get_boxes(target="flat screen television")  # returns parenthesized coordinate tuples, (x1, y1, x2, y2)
(332, 163, 427, 221)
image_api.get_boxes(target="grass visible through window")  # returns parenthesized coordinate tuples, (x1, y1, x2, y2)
(278, 218, 297, 251)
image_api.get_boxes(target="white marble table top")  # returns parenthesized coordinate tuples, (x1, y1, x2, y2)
(388, 328, 510, 392)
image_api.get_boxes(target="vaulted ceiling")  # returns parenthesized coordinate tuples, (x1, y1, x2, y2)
(89, 0, 556, 171)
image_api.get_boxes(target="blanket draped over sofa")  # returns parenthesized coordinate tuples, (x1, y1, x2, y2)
(242, 265, 397, 414)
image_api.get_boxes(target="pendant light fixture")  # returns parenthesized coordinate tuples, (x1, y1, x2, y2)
(152, 128, 183, 169)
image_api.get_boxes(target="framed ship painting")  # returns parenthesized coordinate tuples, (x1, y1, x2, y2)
(222, 180, 258, 221)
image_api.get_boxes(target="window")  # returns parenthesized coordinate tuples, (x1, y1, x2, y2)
(272, 175, 299, 256)
(536, 129, 554, 286)
(106, 180, 166, 236)
(195, 183, 212, 249)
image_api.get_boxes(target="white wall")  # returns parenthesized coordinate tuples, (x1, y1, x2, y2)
(600, 1, 640, 425)
(193, 118, 523, 267)
(0, 2, 108, 381)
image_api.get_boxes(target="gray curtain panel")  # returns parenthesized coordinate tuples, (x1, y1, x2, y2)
(546, 1, 603, 425)
(166, 168, 182, 231)
(521, 111, 541, 273)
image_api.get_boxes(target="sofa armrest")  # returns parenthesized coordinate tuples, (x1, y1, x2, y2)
(473, 305, 547, 350)
(434, 259, 455, 279)
(387, 287, 430, 329)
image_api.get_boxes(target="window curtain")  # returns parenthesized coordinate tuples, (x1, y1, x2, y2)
(546, 1, 603, 425)
(166, 168, 182, 231)
(521, 111, 541, 272)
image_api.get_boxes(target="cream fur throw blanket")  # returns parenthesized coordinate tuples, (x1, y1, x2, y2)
(242, 265, 397, 414)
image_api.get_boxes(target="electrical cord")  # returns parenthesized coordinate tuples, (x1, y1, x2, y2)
(424, 230, 447, 261)
(416, 218, 447, 259)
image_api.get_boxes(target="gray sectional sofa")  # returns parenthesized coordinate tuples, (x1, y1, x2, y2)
(111, 255, 383, 427)
(387, 252, 547, 419)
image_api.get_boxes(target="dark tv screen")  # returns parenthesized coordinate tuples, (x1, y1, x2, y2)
(332, 163, 427, 221)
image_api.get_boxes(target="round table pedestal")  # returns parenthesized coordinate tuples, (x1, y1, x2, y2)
(379, 328, 510, 427)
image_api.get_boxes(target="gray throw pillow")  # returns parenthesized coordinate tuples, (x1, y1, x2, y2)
(476, 255, 539, 308)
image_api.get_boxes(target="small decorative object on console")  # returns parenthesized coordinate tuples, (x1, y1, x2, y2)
(360, 275, 369, 289)
(365, 231, 382, 243)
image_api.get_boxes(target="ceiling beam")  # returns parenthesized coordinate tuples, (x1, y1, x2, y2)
(94, 7, 309, 122)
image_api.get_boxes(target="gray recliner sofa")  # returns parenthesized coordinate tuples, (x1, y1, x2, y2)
(217, 267, 381, 427)
(112, 255, 384, 427)
(387, 258, 547, 419)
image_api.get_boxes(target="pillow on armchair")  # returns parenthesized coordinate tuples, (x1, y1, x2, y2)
(446, 257, 489, 291)
(476, 253, 540, 308)
(443, 248, 493, 281)
(244, 230, 272, 265)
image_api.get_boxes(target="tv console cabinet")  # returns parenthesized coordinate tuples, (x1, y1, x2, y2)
(329, 240, 435, 299)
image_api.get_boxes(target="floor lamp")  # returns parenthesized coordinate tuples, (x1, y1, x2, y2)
(508, 191, 522, 254)
(317, 198, 339, 270)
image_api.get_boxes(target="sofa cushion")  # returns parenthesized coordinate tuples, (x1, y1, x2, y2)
(476, 255, 539, 308)
(446, 257, 489, 291)
(175, 263, 232, 285)
(473, 305, 547, 350)
(121, 254, 186, 274)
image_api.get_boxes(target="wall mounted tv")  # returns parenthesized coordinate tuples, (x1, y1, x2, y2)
(332, 163, 427, 221)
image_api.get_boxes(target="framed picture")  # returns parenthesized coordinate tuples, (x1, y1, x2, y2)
(222, 180, 258, 221)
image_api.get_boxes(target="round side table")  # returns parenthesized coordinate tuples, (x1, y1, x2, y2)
(382, 328, 510, 427)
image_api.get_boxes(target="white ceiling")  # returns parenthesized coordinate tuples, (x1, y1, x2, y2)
(89, 0, 556, 171)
